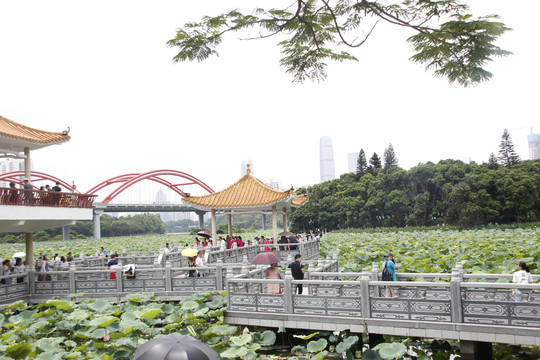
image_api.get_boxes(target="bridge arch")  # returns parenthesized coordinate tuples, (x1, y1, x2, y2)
(86, 170, 214, 204)
(0, 171, 72, 190)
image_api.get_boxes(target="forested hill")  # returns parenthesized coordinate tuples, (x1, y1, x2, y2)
(290, 160, 540, 231)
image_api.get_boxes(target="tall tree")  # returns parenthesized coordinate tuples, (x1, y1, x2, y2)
(368, 152, 382, 174)
(498, 129, 520, 167)
(356, 149, 368, 176)
(487, 152, 499, 170)
(168, 1, 511, 86)
(383, 143, 399, 169)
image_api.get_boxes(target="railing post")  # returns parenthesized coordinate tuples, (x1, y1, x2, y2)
(216, 260, 223, 290)
(360, 268, 371, 318)
(299, 241, 305, 258)
(165, 264, 172, 292)
(28, 270, 36, 296)
(450, 272, 463, 323)
(69, 267, 76, 294)
(283, 268, 293, 313)
(116, 263, 123, 293)
(371, 262, 381, 297)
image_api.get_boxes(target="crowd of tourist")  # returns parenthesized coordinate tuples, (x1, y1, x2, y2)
(1, 179, 83, 206)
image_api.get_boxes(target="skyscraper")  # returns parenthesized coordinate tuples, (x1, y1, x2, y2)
(320, 136, 335, 182)
(348, 152, 359, 173)
(529, 133, 540, 160)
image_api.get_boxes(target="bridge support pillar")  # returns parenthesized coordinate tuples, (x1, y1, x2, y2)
(262, 214, 266, 230)
(63, 226, 70, 241)
(93, 209, 104, 240)
(460, 341, 492, 360)
(196, 211, 205, 228)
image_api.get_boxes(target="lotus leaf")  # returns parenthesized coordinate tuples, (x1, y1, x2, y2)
(5, 300, 27, 311)
(161, 303, 175, 314)
(139, 308, 162, 320)
(252, 330, 276, 345)
(181, 299, 199, 311)
(336, 335, 359, 353)
(37, 337, 65, 352)
(88, 299, 112, 312)
(90, 328, 108, 339)
(373, 342, 407, 359)
(206, 298, 226, 309)
(307, 338, 327, 353)
(230, 333, 252, 346)
(293, 332, 319, 340)
(89, 315, 118, 327)
(291, 345, 307, 354)
(277, 325, 286, 333)
(35, 351, 66, 360)
(205, 324, 238, 336)
(45, 300, 74, 311)
(220, 345, 249, 358)
(310, 350, 328, 360)
(362, 349, 383, 360)
(64, 340, 77, 348)
(119, 318, 149, 333)
(5, 342, 32, 358)
(125, 292, 154, 303)
(68, 309, 91, 322)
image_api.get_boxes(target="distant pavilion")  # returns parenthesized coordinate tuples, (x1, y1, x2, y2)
(182, 165, 308, 243)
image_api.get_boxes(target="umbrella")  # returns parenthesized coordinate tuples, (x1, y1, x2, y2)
(134, 334, 220, 360)
(251, 252, 283, 265)
(12, 251, 26, 258)
(181, 248, 198, 257)
(197, 231, 211, 238)
(216, 229, 224, 234)
(278, 231, 293, 237)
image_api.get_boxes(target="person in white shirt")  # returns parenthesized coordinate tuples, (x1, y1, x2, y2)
(512, 261, 533, 302)
(164, 243, 171, 254)
(195, 251, 204, 276)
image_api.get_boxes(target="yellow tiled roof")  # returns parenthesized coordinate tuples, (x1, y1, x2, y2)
(183, 171, 295, 209)
(0, 115, 70, 144)
(292, 194, 309, 206)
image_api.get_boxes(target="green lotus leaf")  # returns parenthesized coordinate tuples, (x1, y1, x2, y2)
(0, 314, 4, 325)
(109, 332, 125, 339)
(34, 309, 56, 318)
(1, 329, 16, 342)
(112, 337, 140, 348)
(126, 292, 154, 303)
(247, 342, 261, 351)
(181, 299, 199, 311)
(64, 340, 77, 348)
(87, 299, 112, 312)
(45, 300, 74, 311)
(68, 309, 91, 321)
(362, 349, 383, 360)
(252, 330, 276, 345)
(291, 345, 307, 354)
(139, 308, 162, 320)
(220, 346, 249, 358)
(36, 337, 65, 352)
(119, 318, 149, 333)
(5, 300, 28, 311)
(161, 303, 175, 314)
(65, 351, 82, 359)
(277, 326, 286, 333)
(30, 319, 50, 332)
(89, 315, 118, 327)
(373, 342, 407, 360)
(293, 332, 319, 340)
(336, 335, 359, 353)
(90, 328, 108, 339)
(205, 324, 238, 336)
(206, 298, 226, 309)
(230, 333, 252, 346)
(5, 342, 32, 358)
(310, 350, 328, 360)
(307, 338, 327, 353)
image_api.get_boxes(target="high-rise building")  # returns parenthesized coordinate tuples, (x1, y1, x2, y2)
(0, 159, 25, 187)
(528, 133, 540, 160)
(241, 160, 253, 176)
(320, 136, 335, 182)
(348, 152, 359, 173)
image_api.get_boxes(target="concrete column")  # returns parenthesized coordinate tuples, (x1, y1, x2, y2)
(69, 267, 76, 293)
(215, 261, 223, 290)
(450, 273, 463, 323)
(165, 264, 172, 291)
(360, 269, 371, 318)
(25, 233, 34, 269)
(227, 214, 233, 237)
(262, 214, 267, 230)
(93, 210, 103, 239)
(460, 341, 492, 360)
(24, 147, 31, 179)
(211, 209, 217, 246)
(283, 268, 293, 313)
(272, 205, 277, 244)
(197, 212, 205, 228)
(282, 207, 288, 232)
(63, 226, 70, 241)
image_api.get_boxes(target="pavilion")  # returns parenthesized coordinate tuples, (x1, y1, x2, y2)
(182, 164, 308, 243)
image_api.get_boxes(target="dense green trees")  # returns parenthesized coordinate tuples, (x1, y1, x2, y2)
(290, 160, 540, 232)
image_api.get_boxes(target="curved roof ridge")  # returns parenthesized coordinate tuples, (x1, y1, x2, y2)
(0, 115, 70, 145)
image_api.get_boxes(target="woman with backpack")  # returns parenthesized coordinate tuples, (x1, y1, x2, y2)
(382, 252, 399, 298)
(512, 261, 533, 302)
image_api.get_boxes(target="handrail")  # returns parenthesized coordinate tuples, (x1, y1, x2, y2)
(0, 186, 96, 208)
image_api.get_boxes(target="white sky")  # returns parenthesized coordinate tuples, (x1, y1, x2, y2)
(1, 1, 539, 201)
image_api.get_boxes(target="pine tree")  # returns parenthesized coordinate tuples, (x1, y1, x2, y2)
(356, 149, 367, 176)
(487, 152, 498, 170)
(498, 129, 520, 167)
(368, 152, 382, 174)
(383, 143, 399, 169)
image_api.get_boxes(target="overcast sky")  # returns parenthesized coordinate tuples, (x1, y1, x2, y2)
(1, 1, 539, 202)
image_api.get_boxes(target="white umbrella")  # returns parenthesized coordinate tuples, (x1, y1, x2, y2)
(12, 252, 26, 258)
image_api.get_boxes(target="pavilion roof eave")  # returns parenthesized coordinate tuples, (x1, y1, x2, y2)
(184, 196, 296, 213)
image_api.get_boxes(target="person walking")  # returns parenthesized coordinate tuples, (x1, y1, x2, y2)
(512, 261, 533, 302)
(265, 263, 281, 294)
(288, 254, 305, 294)
(382, 252, 399, 298)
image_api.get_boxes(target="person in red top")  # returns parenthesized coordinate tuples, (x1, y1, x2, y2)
(226, 235, 233, 250)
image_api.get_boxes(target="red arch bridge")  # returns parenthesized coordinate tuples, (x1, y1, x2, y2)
(0, 170, 216, 239)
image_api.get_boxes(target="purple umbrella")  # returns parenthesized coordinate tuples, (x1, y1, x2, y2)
(197, 231, 211, 238)
(251, 252, 283, 265)
(134, 334, 220, 360)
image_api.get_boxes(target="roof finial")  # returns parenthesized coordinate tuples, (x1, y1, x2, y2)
(246, 163, 250, 174)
